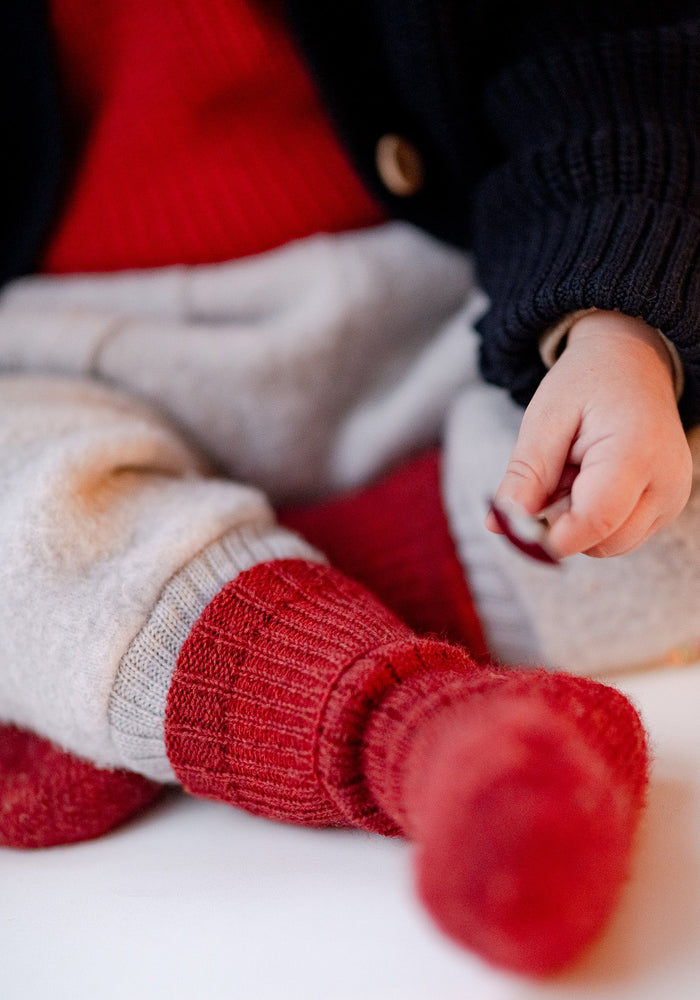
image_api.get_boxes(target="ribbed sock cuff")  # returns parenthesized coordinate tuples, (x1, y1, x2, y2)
(316, 642, 484, 835)
(164, 559, 419, 826)
(108, 523, 322, 781)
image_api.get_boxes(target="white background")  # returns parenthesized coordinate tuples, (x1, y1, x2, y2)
(3, 663, 700, 1000)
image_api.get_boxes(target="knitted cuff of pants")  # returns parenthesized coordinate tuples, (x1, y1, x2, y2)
(165, 558, 649, 974)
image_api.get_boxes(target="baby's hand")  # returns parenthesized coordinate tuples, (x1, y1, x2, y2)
(486, 311, 693, 558)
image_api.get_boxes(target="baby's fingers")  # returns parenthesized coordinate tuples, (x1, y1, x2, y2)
(577, 494, 662, 558)
(554, 490, 678, 559)
(545, 459, 645, 558)
(548, 447, 690, 558)
(487, 397, 579, 529)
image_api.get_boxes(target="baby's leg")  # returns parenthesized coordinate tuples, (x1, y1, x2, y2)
(0, 375, 648, 973)
(0, 373, 319, 846)
(0, 375, 318, 772)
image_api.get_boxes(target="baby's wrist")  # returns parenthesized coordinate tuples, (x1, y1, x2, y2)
(568, 309, 661, 347)
(564, 310, 684, 400)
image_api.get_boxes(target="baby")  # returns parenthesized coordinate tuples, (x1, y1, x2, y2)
(2, 0, 698, 977)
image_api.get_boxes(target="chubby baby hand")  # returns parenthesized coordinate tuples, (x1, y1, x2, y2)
(486, 311, 693, 559)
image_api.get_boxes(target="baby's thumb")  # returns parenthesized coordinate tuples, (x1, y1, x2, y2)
(485, 455, 555, 536)
(485, 422, 576, 535)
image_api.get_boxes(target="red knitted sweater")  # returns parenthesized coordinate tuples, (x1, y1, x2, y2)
(44, 0, 384, 273)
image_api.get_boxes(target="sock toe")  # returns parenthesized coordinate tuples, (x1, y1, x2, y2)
(410, 698, 645, 974)
(0, 725, 163, 849)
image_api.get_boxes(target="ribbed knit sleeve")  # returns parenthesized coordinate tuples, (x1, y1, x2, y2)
(473, 13, 700, 425)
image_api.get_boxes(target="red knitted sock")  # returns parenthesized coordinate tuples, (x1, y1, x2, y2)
(361, 667, 648, 974)
(279, 449, 486, 653)
(0, 724, 162, 849)
(164, 558, 649, 973)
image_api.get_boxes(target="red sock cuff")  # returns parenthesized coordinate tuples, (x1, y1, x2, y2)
(164, 559, 417, 827)
(315, 639, 483, 834)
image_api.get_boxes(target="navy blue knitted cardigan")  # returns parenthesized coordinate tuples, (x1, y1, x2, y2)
(4, 0, 700, 422)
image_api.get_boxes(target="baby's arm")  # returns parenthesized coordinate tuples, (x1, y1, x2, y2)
(486, 311, 693, 559)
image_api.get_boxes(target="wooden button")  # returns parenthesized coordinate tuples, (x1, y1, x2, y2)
(375, 134, 425, 197)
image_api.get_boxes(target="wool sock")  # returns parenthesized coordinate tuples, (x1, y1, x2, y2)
(279, 449, 487, 655)
(362, 666, 647, 973)
(0, 724, 162, 849)
(164, 557, 649, 973)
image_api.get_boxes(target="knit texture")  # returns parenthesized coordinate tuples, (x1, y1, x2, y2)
(164, 556, 650, 972)
(112, 450, 487, 784)
(108, 522, 322, 782)
(474, 19, 700, 425)
(0, 373, 307, 771)
(0, 724, 161, 849)
(42, 0, 384, 272)
(165, 560, 416, 826)
(279, 449, 487, 653)
(362, 668, 648, 973)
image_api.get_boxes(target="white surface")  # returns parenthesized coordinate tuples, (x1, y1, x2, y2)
(3, 663, 700, 1000)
